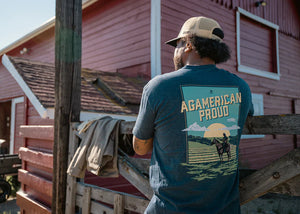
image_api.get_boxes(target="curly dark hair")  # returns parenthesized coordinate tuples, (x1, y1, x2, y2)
(187, 36, 231, 64)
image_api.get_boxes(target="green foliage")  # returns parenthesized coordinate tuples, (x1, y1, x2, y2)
(6, 175, 20, 197)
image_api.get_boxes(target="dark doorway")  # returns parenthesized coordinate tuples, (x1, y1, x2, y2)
(0, 101, 11, 154)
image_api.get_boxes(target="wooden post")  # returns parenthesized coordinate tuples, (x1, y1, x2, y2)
(114, 194, 125, 214)
(53, 0, 82, 213)
(82, 187, 92, 214)
(65, 123, 80, 214)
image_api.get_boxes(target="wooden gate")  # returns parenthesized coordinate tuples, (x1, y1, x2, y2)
(65, 114, 300, 213)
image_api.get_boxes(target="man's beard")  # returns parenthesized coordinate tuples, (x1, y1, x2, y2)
(174, 55, 184, 70)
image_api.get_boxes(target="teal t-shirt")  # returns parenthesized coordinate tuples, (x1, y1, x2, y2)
(133, 65, 254, 214)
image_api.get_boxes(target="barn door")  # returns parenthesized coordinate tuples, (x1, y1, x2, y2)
(0, 101, 11, 154)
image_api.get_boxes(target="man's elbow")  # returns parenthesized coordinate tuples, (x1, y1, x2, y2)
(133, 135, 153, 155)
(134, 149, 148, 156)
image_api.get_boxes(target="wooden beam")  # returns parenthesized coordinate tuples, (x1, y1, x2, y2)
(270, 174, 300, 196)
(268, 91, 300, 99)
(53, 0, 82, 213)
(118, 156, 153, 200)
(77, 183, 149, 213)
(19, 125, 54, 141)
(114, 194, 125, 214)
(243, 114, 300, 135)
(76, 194, 114, 214)
(120, 121, 135, 134)
(120, 114, 300, 135)
(17, 192, 51, 214)
(125, 156, 150, 175)
(82, 186, 92, 214)
(18, 169, 52, 198)
(19, 147, 53, 169)
(239, 148, 300, 204)
(65, 123, 80, 214)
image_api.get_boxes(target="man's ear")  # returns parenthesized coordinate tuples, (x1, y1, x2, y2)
(184, 41, 193, 53)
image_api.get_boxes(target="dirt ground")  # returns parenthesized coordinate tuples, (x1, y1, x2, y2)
(0, 198, 20, 214)
(241, 193, 300, 214)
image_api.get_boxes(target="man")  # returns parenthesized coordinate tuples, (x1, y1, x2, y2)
(133, 16, 254, 214)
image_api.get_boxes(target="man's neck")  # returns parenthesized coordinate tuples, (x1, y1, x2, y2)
(186, 59, 215, 66)
(185, 52, 215, 66)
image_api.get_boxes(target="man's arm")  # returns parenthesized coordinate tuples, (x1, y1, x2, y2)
(133, 135, 153, 155)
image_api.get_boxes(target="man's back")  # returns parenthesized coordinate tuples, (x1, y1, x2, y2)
(133, 65, 253, 213)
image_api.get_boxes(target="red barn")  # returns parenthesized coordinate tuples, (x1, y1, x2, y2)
(0, 0, 299, 212)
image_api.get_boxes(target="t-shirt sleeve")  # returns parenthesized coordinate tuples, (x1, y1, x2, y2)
(132, 85, 155, 140)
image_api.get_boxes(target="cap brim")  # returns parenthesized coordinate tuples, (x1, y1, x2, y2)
(165, 37, 180, 47)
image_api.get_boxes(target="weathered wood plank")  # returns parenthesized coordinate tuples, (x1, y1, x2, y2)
(77, 183, 149, 213)
(118, 156, 153, 200)
(76, 195, 114, 214)
(120, 121, 135, 134)
(243, 114, 300, 135)
(114, 194, 124, 214)
(18, 169, 52, 198)
(125, 157, 150, 175)
(269, 174, 300, 196)
(120, 114, 300, 135)
(19, 125, 54, 140)
(82, 186, 92, 214)
(53, 0, 82, 213)
(19, 147, 53, 169)
(239, 148, 300, 205)
(17, 192, 51, 214)
(65, 123, 80, 214)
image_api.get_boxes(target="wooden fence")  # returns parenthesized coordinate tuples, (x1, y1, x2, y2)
(65, 123, 151, 214)
(65, 114, 300, 213)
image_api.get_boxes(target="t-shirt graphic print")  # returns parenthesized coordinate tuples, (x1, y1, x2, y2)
(181, 85, 241, 182)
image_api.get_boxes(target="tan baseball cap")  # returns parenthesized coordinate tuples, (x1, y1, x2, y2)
(166, 16, 224, 47)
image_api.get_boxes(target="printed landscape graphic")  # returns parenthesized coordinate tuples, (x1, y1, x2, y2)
(180, 86, 241, 181)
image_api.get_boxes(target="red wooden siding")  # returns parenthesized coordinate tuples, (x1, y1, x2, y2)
(0, 66, 23, 101)
(84, 173, 145, 197)
(3, 0, 151, 77)
(161, 0, 300, 169)
(212, 0, 300, 40)
(6, 28, 55, 64)
(239, 135, 295, 169)
(27, 102, 53, 126)
(81, 0, 151, 74)
(117, 62, 151, 79)
(161, 0, 237, 75)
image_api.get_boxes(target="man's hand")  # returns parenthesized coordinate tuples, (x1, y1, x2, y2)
(133, 136, 153, 155)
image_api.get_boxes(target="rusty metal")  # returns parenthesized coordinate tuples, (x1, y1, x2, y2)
(273, 172, 280, 179)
